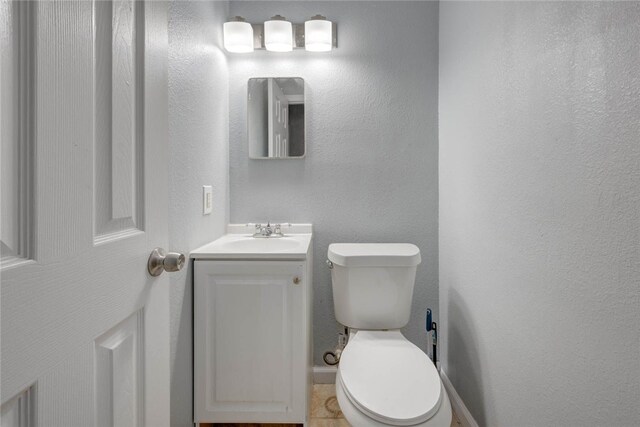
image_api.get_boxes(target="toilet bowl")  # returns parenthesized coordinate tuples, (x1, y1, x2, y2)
(327, 243, 452, 427)
(335, 330, 451, 427)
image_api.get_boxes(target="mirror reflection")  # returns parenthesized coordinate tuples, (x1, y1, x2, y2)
(248, 77, 305, 159)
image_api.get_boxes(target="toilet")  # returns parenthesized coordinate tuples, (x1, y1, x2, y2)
(328, 243, 452, 427)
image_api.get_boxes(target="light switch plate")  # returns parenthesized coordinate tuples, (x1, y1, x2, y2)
(203, 185, 213, 215)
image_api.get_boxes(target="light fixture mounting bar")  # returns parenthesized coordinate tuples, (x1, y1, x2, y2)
(251, 22, 338, 50)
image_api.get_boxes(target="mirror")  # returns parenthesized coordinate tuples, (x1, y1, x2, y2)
(248, 77, 305, 159)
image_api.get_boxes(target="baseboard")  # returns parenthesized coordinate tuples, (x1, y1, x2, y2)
(439, 366, 479, 427)
(313, 365, 337, 384)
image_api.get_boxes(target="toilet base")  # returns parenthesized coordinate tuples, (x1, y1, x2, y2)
(336, 370, 452, 427)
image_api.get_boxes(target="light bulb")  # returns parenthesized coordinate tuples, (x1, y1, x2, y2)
(305, 15, 332, 52)
(264, 15, 293, 52)
(223, 17, 254, 53)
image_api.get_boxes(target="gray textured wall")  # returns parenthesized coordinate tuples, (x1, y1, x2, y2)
(439, 2, 640, 426)
(228, 1, 440, 365)
(168, 2, 229, 426)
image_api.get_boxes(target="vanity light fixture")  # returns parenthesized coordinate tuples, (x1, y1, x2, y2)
(223, 15, 337, 53)
(223, 16, 254, 53)
(304, 15, 333, 52)
(264, 15, 293, 52)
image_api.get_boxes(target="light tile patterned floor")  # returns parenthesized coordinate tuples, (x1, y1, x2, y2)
(309, 384, 348, 426)
(310, 384, 463, 427)
(204, 384, 462, 426)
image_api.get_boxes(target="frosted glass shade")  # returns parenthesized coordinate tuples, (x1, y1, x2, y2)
(223, 20, 254, 53)
(305, 18, 332, 52)
(264, 18, 293, 52)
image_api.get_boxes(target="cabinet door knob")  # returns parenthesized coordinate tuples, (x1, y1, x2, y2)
(293, 276, 301, 285)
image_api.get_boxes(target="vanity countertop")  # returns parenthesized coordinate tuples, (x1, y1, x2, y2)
(190, 223, 312, 260)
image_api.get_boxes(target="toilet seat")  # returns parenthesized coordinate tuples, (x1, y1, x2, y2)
(338, 330, 442, 426)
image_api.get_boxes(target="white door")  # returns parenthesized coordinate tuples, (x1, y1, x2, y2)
(268, 79, 289, 158)
(1, 1, 170, 426)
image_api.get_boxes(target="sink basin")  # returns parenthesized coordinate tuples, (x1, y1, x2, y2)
(190, 225, 313, 260)
(222, 237, 301, 252)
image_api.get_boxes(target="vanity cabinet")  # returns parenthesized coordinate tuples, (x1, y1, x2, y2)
(193, 259, 312, 425)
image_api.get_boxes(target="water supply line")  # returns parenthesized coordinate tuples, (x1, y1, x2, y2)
(323, 328, 348, 366)
(323, 258, 342, 365)
(323, 350, 340, 365)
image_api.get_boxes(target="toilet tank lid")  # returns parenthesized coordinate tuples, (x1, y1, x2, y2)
(328, 243, 421, 267)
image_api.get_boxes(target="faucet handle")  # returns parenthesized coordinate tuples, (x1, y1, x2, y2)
(274, 223, 282, 235)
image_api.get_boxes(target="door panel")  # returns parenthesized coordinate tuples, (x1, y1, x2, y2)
(94, 310, 144, 427)
(0, 0, 35, 268)
(0, 1, 169, 426)
(94, 0, 145, 241)
(214, 277, 290, 406)
(194, 261, 305, 423)
(0, 386, 34, 427)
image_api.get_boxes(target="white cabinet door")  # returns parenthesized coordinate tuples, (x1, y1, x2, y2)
(1, 1, 170, 426)
(194, 261, 306, 424)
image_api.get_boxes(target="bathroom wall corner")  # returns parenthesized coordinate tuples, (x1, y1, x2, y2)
(168, 1, 230, 426)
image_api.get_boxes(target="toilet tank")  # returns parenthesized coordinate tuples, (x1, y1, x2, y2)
(327, 243, 421, 330)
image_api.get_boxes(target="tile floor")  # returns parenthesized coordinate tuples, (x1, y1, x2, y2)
(309, 384, 463, 427)
(309, 384, 348, 426)
(206, 383, 463, 427)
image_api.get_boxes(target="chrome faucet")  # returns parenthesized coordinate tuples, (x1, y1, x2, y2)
(253, 222, 284, 238)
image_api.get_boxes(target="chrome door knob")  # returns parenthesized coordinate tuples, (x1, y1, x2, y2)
(148, 248, 185, 276)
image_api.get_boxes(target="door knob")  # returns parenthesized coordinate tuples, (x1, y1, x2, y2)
(148, 248, 185, 276)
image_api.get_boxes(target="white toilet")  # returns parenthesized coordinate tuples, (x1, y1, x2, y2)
(328, 243, 452, 427)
